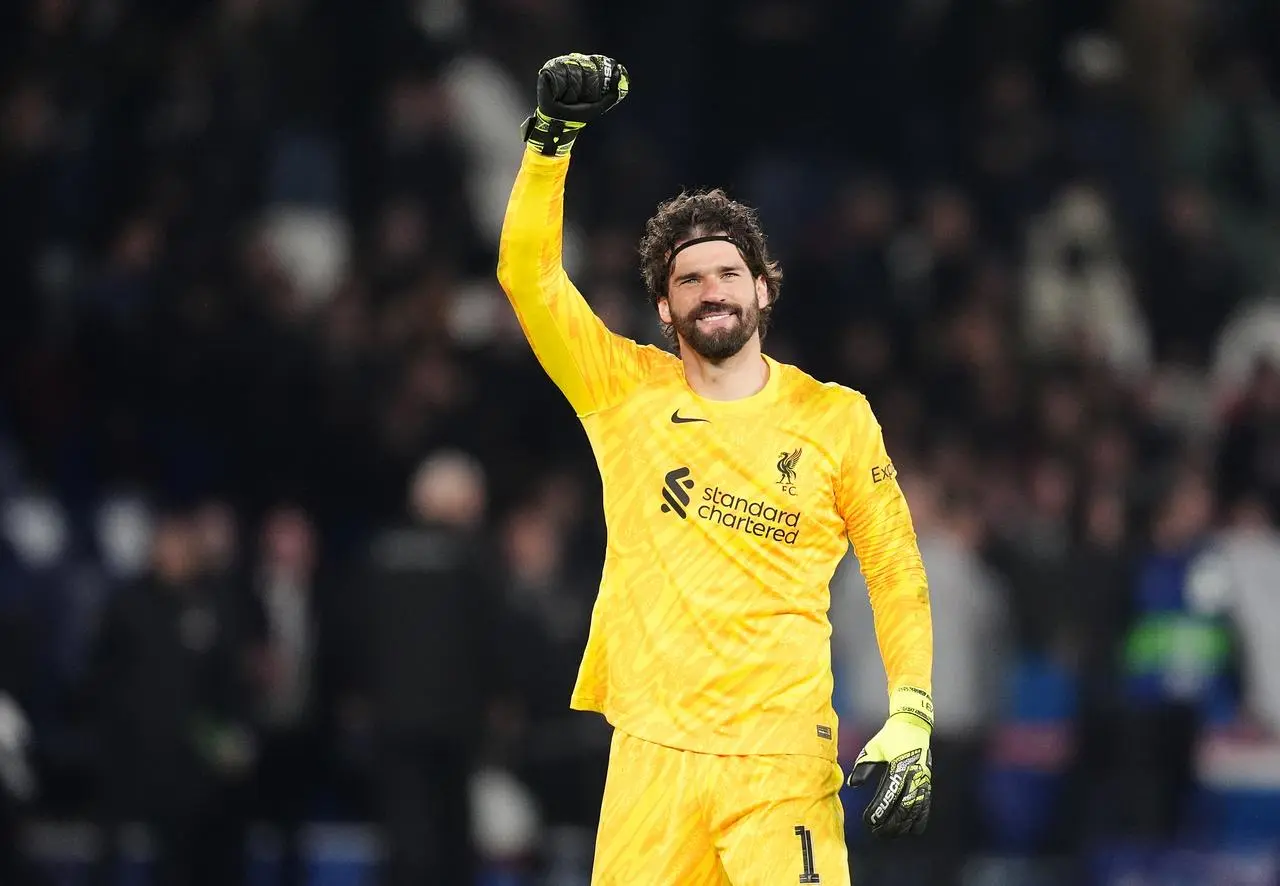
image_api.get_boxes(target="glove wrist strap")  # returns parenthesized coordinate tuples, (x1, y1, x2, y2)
(522, 109, 585, 157)
(889, 687, 934, 731)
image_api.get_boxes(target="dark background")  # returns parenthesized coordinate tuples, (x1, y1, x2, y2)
(3, 0, 1280, 884)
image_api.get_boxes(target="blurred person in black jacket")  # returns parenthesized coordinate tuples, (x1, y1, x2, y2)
(192, 500, 255, 636)
(1219, 357, 1280, 518)
(343, 450, 504, 886)
(1063, 484, 1138, 846)
(87, 506, 256, 886)
(497, 501, 611, 878)
(989, 452, 1080, 659)
(192, 501, 243, 589)
(249, 506, 335, 886)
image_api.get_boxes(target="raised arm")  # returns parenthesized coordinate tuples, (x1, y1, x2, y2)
(496, 53, 648, 417)
(497, 151, 648, 416)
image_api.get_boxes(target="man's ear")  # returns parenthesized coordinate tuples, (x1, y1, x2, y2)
(755, 276, 768, 309)
(657, 296, 672, 326)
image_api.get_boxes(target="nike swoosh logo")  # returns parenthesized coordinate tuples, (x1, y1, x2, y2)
(671, 410, 710, 424)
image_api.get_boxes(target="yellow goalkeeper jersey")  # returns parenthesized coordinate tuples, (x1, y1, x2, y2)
(497, 151, 932, 761)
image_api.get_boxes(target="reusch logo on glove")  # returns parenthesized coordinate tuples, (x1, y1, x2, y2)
(870, 750, 927, 826)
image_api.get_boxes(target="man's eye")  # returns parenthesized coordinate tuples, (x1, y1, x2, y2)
(722, 271, 739, 278)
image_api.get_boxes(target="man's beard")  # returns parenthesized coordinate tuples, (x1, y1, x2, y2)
(672, 300, 761, 361)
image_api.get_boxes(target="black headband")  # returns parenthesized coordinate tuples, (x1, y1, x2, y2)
(666, 235, 743, 275)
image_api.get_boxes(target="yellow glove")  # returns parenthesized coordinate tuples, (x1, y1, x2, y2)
(847, 687, 933, 837)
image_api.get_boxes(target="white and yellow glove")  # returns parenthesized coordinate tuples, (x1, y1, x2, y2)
(847, 687, 933, 838)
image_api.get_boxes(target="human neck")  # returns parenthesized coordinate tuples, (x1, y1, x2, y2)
(679, 337, 769, 401)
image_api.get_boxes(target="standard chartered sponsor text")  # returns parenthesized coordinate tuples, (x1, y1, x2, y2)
(697, 485, 801, 544)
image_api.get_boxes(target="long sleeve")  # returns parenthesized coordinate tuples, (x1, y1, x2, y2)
(496, 150, 651, 417)
(836, 393, 933, 697)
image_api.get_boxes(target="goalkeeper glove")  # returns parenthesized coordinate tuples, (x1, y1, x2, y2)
(847, 686, 933, 838)
(522, 53, 629, 157)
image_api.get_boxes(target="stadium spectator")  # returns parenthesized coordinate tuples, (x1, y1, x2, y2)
(85, 506, 255, 886)
(343, 450, 504, 886)
(249, 506, 335, 886)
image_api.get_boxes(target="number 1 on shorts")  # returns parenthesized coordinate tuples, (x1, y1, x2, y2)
(793, 825, 820, 884)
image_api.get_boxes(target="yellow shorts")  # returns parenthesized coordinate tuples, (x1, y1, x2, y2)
(591, 729, 851, 886)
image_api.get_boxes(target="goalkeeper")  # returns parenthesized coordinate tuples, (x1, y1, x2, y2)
(498, 54, 934, 885)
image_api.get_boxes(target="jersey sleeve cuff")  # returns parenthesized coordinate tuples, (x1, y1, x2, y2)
(889, 686, 934, 730)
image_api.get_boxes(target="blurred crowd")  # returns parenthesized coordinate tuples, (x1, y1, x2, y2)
(3, 0, 1280, 884)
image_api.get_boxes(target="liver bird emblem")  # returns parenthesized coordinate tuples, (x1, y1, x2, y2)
(777, 448, 802, 485)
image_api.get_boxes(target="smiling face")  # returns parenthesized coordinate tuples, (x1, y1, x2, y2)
(658, 238, 769, 361)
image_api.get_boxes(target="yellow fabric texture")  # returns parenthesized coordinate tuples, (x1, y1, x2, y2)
(497, 151, 933, 762)
(591, 730, 851, 886)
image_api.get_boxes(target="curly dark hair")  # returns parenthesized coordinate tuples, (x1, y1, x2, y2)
(638, 189, 783, 344)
